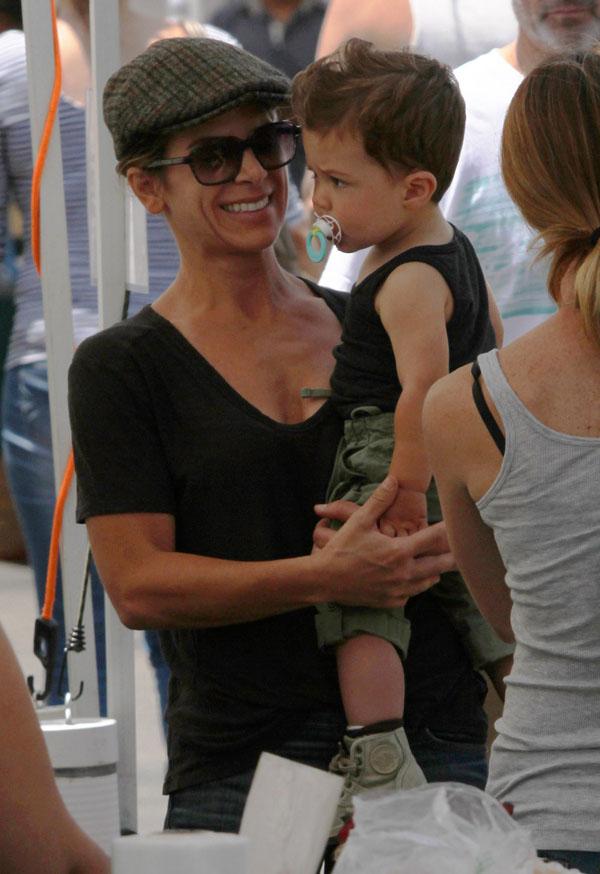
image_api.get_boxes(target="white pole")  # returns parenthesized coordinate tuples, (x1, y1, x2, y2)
(89, 0, 138, 834)
(21, 0, 99, 719)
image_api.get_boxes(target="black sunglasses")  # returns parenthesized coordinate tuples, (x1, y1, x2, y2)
(145, 121, 301, 186)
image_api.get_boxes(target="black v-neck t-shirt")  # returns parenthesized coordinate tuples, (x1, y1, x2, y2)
(69, 281, 486, 793)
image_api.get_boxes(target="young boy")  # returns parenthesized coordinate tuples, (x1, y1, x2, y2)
(291, 39, 513, 840)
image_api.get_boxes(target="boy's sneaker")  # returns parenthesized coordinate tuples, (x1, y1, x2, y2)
(328, 721, 426, 839)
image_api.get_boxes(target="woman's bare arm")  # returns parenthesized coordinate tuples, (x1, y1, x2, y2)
(87, 476, 455, 629)
(0, 626, 109, 874)
(316, 0, 413, 57)
(423, 372, 514, 643)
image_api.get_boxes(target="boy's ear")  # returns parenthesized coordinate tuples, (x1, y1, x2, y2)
(403, 170, 438, 209)
(127, 167, 165, 215)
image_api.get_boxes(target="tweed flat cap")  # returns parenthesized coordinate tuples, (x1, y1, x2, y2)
(103, 37, 291, 160)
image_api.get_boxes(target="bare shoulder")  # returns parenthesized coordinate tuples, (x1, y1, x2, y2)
(423, 365, 473, 435)
(375, 260, 452, 315)
(424, 364, 506, 501)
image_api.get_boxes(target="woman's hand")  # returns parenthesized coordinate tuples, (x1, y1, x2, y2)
(312, 476, 455, 609)
(379, 485, 428, 536)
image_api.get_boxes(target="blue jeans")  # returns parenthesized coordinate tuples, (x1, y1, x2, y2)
(411, 726, 488, 789)
(164, 714, 487, 832)
(165, 709, 346, 831)
(1, 362, 170, 717)
(538, 850, 600, 873)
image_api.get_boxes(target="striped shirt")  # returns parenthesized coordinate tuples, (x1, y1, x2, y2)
(0, 26, 302, 370)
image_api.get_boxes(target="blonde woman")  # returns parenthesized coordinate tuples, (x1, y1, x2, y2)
(424, 51, 600, 873)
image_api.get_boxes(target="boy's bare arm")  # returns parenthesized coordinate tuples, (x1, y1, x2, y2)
(375, 262, 451, 532)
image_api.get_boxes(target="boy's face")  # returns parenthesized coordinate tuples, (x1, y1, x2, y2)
(302, 125, 410, 254)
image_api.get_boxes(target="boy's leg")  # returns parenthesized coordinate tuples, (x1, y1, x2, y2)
(319, 606, 425, 841)
(329, 634, 426, 839)
(318, 410, 426, 840)
(337, 633, 405, 725)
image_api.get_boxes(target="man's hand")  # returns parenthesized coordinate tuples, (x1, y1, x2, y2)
(312, 476, 455, 609)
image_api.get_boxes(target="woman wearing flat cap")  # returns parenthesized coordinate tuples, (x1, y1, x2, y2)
(69, 37, 487, 832)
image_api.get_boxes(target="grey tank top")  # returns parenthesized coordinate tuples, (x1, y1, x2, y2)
(476, 349, 600, 852)
(411, 0, 517, 69)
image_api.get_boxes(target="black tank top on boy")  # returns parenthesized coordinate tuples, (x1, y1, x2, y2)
(69, 278, 487, 794)
(331, 226, 496, 417)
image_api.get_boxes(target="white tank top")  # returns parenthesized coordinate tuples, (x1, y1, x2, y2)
(411, 0, 517, 68)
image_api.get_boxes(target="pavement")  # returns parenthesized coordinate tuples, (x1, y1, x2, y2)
(1, 558, 168, 835)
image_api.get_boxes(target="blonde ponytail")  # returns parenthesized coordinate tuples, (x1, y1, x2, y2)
(575, 240, 600, 347)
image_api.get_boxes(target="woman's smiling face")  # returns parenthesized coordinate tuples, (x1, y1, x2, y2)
(155, 105, 289, 258)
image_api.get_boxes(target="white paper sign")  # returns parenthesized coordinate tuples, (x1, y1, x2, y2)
(240, 752, 343, 874)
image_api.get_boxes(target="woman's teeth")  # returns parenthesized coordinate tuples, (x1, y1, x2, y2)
(223, 196, 269, 213)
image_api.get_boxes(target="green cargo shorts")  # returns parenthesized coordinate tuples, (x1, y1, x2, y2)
(316, 407, 514, 668)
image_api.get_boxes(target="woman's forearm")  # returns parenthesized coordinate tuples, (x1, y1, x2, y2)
(87, 478, 454, 630)
(95, 546, 324, 629)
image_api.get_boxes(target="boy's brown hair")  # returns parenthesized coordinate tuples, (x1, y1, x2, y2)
(291, 38, 465, 202)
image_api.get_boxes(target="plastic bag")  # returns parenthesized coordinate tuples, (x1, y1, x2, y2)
(333, 782, 544, 874)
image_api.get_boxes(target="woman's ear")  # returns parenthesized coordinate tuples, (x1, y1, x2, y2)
(403, 170, 438, 209)
(127, 167, 165, 214)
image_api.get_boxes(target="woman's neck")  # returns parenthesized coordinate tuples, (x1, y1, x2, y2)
(158, 247, 295, 321)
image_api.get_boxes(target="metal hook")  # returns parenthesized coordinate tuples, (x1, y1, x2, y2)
(56, 644, 84, 707)
(27, 616, 59, 704)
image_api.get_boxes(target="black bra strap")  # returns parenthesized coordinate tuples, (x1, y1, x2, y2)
(471, 361, 505, 455)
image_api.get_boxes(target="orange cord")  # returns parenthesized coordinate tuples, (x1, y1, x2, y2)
(30, 0, 62, 275)
(41, 451, 74, 621)
(30, 1, 73, 622)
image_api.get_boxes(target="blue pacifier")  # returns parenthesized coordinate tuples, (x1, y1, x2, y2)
(305, 215, 342, 264)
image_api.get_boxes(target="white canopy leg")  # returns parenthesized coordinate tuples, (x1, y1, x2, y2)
(89, 0, 138, 834)
(21, 0, 99, 720)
